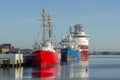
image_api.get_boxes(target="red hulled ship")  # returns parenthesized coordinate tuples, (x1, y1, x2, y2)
(32, 9, 60, 66)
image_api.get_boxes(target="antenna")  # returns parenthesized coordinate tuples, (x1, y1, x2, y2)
(47, 13, 52, 42)
(42, 9, 47, 47)
(69, 24, 73, 34)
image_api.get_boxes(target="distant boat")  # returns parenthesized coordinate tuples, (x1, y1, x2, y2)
(32, 9, 61, 66)
(60, 24, 89, 61)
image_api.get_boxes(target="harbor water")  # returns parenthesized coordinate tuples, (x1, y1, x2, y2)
(0, 55, 120, 80)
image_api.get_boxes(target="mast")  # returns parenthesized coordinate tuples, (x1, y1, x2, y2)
(42, 9, 47, 47)
(47, 13, 52, 43)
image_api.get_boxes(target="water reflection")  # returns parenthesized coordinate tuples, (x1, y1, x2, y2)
(32, 65, 60, 80)
(60, 60, 89, 80)
(80, 60, 89, 79)
(0, 67, 23, 80)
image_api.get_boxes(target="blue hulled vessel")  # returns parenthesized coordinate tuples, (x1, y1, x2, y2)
(60, 24, 89, 62)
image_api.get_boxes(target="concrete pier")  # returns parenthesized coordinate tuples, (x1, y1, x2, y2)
(0, 53, 23, 68)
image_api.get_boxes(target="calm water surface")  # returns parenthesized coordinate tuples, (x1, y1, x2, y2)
(89, 55, 120, 80)
(0, 55, 120, 80)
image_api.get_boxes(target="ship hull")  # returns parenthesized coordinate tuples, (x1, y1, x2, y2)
(80, 45, 89, 61)
(61, 48, 80, 62)
(32, 50, 60, 66)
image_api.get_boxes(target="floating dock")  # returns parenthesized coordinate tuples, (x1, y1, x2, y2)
(0, 53, 23, 68)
